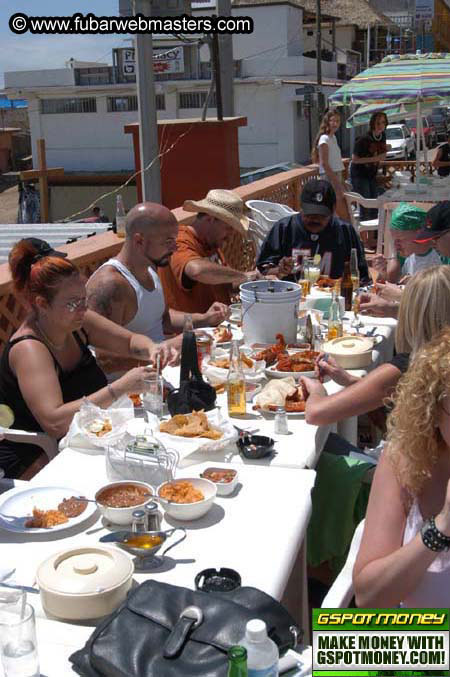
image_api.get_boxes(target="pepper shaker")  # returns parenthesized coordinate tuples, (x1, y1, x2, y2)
(131, 509, 147, 533)
(144, 501, 162, 532)
(274, 406, 289, 435)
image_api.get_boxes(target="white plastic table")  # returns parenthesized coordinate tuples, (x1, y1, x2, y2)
(0, 457, 316, 676)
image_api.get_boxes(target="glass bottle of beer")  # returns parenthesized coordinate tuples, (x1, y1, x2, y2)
(227, 340, 246, 416)
(227, 646, 248, 676)
(350, 247, 359, 290)
(115, 194, 126, 238)
(341, 261, 353, 312)
(327, 289, 343, 340)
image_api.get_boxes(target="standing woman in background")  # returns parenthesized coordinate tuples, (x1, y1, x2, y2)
(311, 109, 350, 221)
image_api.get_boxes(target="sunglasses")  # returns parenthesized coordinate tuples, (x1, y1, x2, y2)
(62, 297, 88, 313)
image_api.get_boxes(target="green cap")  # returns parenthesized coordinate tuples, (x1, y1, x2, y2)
(390, 202, 427, 231)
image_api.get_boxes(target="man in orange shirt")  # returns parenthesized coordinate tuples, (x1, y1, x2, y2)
(159, 189, 262, 313)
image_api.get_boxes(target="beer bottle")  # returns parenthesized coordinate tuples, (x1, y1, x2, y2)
(327, 289, 343, 340)
(227, 340, 246, 416)
(350, 247, 359, 290)
(341, 261, 353, 312)
(227, 646, 248, 676)
(115, 194, 126, 238)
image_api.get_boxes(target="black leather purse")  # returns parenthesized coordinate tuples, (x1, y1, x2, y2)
(167, 331, 217, 415)
(70, 580, 300, 677)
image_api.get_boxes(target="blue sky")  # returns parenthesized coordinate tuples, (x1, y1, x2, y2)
(0, 1, 126, 88)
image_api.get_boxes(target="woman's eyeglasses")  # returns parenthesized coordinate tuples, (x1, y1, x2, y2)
(63, 297, 88, 313)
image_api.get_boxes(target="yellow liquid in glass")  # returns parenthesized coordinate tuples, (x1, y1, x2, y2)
(298, 279, 311, 296)
(227, 379, 246, 416)
(351, 275, 359, 290)
(327, 324, 343, 340)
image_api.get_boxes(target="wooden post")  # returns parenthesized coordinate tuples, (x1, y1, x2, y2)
(19, 138, 64, 222)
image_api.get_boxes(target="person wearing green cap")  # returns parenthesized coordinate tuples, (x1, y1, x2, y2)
(374, 203, 441, 283)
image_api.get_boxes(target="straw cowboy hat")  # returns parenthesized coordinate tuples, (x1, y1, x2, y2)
(183, 189, 249, 236)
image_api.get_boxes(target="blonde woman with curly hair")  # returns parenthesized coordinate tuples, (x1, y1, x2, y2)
(353, 328, 450, 608)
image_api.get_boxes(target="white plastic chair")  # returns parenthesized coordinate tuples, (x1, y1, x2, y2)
(344, 192, 387, 253)
(2, 429, 58, 462)
(344, 192, 380, 234)
(321, 519, 365, 608)
(245, 201, 299, 257)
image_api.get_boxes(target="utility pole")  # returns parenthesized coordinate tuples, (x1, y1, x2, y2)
(217, 0, 234, 116)
(211, 33, 224, 120)
(134, 0, 161, 202)
(316, 0, 325, 120)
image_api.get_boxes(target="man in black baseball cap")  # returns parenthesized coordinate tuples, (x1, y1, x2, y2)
(414, 201, 450, 260)
(256, 178, 369, 282)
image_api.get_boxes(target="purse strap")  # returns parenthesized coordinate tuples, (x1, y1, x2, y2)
(179, 331, 202, 382)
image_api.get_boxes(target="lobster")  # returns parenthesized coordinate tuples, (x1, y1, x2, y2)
(253, 333, 287, 366)
(275, 350, 319, 373)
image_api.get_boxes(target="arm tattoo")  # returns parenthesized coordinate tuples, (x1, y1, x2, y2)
(87, 279, 123, 320)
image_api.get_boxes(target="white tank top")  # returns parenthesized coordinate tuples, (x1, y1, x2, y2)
(401, 499, 450, 607)
(95, 258, 166, 342)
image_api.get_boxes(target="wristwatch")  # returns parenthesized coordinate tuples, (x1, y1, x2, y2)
(421, 516, 450, 552)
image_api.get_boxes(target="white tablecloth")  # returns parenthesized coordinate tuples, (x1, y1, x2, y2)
(0, 456, 315, 676)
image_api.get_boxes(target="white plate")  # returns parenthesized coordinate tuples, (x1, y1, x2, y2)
(0, 486, 98, 534)
(203, 325, 243, 348)
(265, 365, 317, 380)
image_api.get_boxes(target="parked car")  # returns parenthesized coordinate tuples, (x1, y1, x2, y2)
(385, 124, 415, 160)
(406, 116, 437, 149)
(240, 162, 303, 185)
(431, 108, 449, 140)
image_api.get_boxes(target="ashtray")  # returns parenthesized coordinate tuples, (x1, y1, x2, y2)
(236, 434, 275, 459)
(195, 567, 241, 592)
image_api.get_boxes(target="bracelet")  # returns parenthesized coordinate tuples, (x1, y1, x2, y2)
(421, 516, 450, 552)
(107, 383, 117, 401)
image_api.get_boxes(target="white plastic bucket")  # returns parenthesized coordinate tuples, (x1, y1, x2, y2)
(240, 280, 302, 345)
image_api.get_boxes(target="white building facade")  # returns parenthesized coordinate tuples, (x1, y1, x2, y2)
(5, 2, 344, 173)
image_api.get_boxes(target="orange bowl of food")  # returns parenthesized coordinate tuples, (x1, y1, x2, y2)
(156, 478, 216, 521)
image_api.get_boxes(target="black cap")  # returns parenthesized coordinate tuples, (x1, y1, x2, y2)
(24, 238, 68, 262)
(301, 179, 336, 216)
(414, 201, 450, 243)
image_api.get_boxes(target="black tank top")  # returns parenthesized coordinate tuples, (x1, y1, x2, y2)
(0, 331, 107, 478)
(438, 142, 450, 177)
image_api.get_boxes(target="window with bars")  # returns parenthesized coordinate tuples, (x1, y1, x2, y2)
(179, 91, 216, 109)
(40, 98, 97, 114)
(107, 95, 165, 112)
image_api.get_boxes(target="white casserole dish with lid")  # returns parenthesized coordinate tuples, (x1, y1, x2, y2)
(322, 335, 373, 369)
(37, 545, 134, 620)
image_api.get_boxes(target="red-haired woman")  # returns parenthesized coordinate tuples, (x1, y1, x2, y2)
(0, 238, 179, 478)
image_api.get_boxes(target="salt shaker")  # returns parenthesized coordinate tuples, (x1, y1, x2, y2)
(131, 509, 147, 533)
(274, 406, 289, 435)
(144, 501, 162, 532)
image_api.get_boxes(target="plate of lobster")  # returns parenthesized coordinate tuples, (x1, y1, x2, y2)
(204, 324, 242, 347)
(252, 377, 306, 415)
(264, 349, 320, 380)
(251, 333, 311, 367)
(313, 276, 340, 292)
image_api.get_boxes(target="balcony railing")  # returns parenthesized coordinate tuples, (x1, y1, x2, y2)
(0, 159, 433, 350)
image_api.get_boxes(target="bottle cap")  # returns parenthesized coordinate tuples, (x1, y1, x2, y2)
(246, 618, 268, 641)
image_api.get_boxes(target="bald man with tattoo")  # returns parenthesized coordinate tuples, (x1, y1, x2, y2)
(86, 202, 228, 377)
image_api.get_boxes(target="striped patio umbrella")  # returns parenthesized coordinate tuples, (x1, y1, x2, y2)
(329, 52, 450, 106)
(345, 101, 435, 128)
(329, 53, 450, 177)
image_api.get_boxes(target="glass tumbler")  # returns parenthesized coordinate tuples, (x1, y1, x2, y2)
(0, 602, 39, 677)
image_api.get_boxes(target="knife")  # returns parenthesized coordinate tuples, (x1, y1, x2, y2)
(0, 581, 39, 594)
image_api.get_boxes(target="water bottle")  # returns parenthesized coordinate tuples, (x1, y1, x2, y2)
(238, 619, 279, 676)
